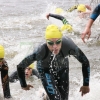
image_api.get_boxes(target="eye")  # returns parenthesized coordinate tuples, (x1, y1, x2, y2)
(56, 40, 62, 44)
(47, 41, 54, 45)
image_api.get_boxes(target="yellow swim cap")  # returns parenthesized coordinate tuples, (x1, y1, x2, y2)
(61, 24, 73, 33)
(55, 8, 64, 14)
(0, 45, 5, 58)
(29, 63, 34, 69)
(45, 24, 63, 39)
(77, 4, 86, 12)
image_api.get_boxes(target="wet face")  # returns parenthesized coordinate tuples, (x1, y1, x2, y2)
(25, 67, 32, 79)
(46, 38, 62, 55)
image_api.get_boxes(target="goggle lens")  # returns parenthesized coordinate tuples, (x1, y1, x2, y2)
(47, 39, 62, 46)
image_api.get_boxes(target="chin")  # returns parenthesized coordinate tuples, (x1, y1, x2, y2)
(25, 76, 29, 79)
(53, 51, 59, 55)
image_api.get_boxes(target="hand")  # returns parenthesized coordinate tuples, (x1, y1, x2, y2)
(81, 28, 91, 43)
(46, 13, 50, 20)
(79, 86, 90, 96)
(22, 84, 33, 90)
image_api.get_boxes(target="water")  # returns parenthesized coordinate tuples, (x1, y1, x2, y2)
(0, 0, 100, 100)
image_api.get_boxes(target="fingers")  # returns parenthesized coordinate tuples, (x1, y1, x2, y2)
(82, 38, 85, 43)
(81, 90, 89, 96)
(79, 88, 84, 96)
(81, 33, 86, 43)
(87, 33, 91, 39)
(27, 84, 34, 88)
(22, 85, 33, 90)
(79, 86, 90, 97)
(81, 92, 83, 96)
(22, 87, 30, 90)
(30, 85, 33, 88)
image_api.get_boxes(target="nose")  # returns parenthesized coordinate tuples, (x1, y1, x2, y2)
(25, 70, 28, 73)
(52, 43, 57, 48)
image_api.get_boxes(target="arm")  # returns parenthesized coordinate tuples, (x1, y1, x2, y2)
(81, 4, 100, 43)
(17, 52, 37, 88)
(46, 13, 73, 32)
(46, 13, 69, 24)
(63, 37, 90, 96)
(73, 47, 90, 96)
(69, 45, 90, 86)
(1, 60, 11, 98)
(65, 38, 90, 96)
(67, 5, 78, 12)
(81, 19, 94, 43)
(73, 47, 90, 86)
(17, 44, 46, 89)
(85, 5, 92, 11)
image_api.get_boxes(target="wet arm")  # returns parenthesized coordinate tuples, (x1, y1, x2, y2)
(82, 4, 100, 34)
(17, 52, 37, 87)
(17, 43, 47, 88)
(1, 62, 11, 98)
(66, 5, 78, 12)
(90, 4, 100, 20)
(85, 5, 92, 11)
(73, 47, 90, 86)
(49, 13, 69, 24)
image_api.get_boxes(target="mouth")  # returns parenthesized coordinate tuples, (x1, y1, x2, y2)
(25, 74, 28, 76)
(53, 50, 58, 54)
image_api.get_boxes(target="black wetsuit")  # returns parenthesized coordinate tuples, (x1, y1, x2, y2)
(0, 59, 11, 98)
(90, 4, 100, 20)
(9, 69, 40, 82)
(49, 13, 69, 24)
(17, 36, 90, 100)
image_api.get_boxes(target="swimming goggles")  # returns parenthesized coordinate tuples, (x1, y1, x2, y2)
(47, 39, 62, 46)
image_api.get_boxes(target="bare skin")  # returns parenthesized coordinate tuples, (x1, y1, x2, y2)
(78, 5, 92, 18)
(46, 38, 62, 55)
(25, 67, 33, 79)
(81, 19, 94, 43)
(79, 86, 90, 96)
(22, 84, 33, 90)
(22, 67, 33, 90)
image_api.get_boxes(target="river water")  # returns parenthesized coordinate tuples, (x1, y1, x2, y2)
(0, 0, 100, 100)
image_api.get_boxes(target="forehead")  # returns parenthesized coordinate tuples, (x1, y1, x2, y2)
(25, 67, 32, 70)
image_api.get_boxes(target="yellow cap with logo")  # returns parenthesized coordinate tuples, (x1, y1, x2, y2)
(0, 45, 5, 58)
(29, 63, 34, 69)
(45, 24, 63, 39)
(77, 4, 86, 12)
(61, 24, 73, 33)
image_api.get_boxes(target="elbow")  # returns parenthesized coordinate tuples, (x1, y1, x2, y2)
(84, 59, 90, 67)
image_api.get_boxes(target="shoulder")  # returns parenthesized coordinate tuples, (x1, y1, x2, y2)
(36, 42, 48, 53)
(62, 37, 77, 49)
(62, 36, 74, 44)
(35, 42, 49, 60)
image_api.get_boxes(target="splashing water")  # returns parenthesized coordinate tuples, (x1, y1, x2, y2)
(50, 51, 56, 68)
